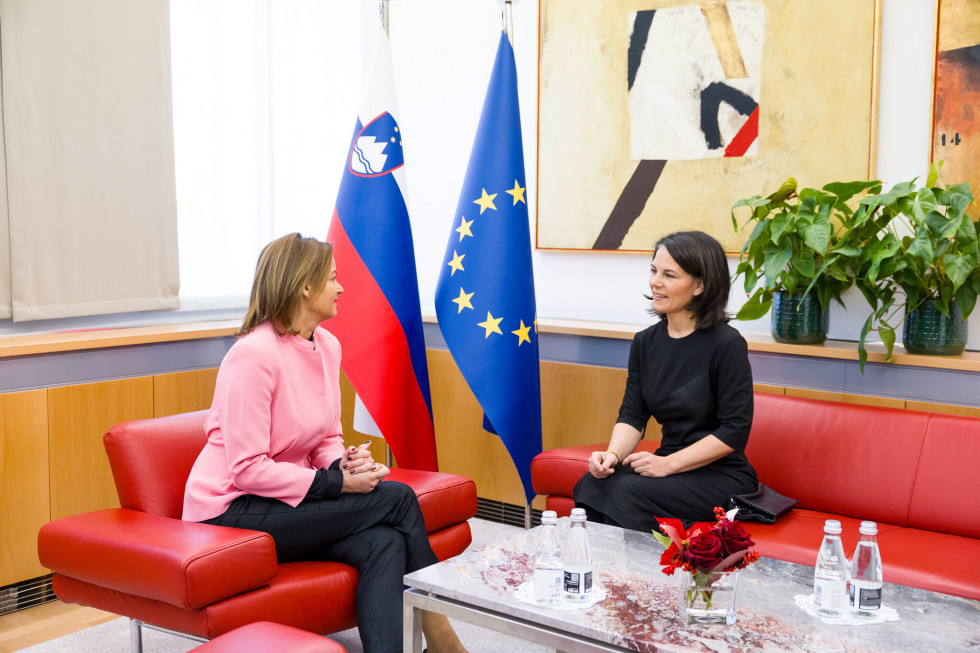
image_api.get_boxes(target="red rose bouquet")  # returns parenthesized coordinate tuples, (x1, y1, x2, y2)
(653, 507, 760, 611)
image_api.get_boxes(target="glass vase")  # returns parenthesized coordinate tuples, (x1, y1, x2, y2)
(770, 291, 829, 345)
(680, 569, 739, 625)
(903, 300, 968, 356)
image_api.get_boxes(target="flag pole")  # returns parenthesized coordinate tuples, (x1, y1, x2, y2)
(501, 0, 530, 530)
(379, 0, 389, 36)
(377, 0, 394, 470)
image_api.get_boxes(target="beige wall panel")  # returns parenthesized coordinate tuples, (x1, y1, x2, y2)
(48, 377, 154, 520)
(153, 368, 218, 417)
(0, 390, 49, 585)
(783, 387, 905, 409)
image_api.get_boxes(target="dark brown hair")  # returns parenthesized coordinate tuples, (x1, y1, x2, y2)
(646, 230, 731, 329)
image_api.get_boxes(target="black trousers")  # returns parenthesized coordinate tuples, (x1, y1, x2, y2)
(205, 481, 438, 653)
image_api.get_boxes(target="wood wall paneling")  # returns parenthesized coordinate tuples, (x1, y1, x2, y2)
(339, 371, 391, 467)
(428, 350, 531, 506)
(428, 350, 641, 508)
(905, 400, 980, 417)
(783, 386, 905, 409)
(152, 368, 218, 417)
(753, 383, 785, 395)
(0, 390, 49, 586)
(47, 378, 154, 520)
(540, 360, 633, 450)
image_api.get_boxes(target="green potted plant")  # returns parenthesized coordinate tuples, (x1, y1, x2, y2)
(731, 177, 881, 344)
(853, 163, 979, 370)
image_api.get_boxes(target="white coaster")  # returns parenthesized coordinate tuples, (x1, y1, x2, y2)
(514, 580, 608, 609)
(795, 593, 900, 625)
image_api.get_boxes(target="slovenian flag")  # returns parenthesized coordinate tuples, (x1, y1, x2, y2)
(325, 31, 438, 472)
(434, 32, 542, 503)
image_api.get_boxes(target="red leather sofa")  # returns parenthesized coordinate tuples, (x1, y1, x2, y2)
(37, 411, 477, 650)
(530, 392, 980, 600)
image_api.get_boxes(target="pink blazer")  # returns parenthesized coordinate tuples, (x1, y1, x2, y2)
(182, 321, 345, 522)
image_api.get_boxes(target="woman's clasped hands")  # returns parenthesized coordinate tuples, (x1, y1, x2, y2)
(341, 441, 390, 493)
(588, 449, 673, 479)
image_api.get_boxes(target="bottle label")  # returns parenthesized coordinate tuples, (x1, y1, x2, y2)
(563, 569, 592, 595)
(814, 578, 846, 613)
(533, 569, 563, 605)
(848, 580, 882, 611)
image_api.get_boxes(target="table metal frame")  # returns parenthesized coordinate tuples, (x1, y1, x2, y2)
(403, 588, 626, 653)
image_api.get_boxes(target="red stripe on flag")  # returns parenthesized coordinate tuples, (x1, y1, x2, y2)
(724, 106, 759, 157)
(325, 212, 439, 471)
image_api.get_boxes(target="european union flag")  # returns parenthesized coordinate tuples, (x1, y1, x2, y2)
(434, 32, 542, 503)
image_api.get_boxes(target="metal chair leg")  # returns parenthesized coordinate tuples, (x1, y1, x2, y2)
(129, 619, 144, 653)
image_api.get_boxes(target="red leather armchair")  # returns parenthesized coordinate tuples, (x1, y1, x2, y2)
(37, 411, 477, 652)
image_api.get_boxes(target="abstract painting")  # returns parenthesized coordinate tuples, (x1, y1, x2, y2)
(537, 0, 881, 252)
(932, 0, 980, 218)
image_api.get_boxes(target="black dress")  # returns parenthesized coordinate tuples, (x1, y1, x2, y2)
(574, 321, 757, 532)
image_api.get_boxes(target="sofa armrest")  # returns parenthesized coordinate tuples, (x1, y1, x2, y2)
(531, 441, 661, 498)
(38, 509, 278, 610)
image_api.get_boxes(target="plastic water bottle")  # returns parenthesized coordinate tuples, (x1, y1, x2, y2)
(848, 521, 883, 616)
(813, 519, 848, 616)
(532, 510, 563, 606)
(563, 508, 593, 602)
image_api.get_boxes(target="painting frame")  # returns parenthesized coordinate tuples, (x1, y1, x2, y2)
(535, 0, 882, 253)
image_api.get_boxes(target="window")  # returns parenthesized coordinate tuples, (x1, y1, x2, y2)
(171, 0, 363, 310)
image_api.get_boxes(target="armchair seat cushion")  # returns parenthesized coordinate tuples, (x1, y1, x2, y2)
(386, 468, 477, 533)
(38, 509, 278, 609)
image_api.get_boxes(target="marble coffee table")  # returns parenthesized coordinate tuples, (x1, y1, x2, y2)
(403, 519, 979, 652)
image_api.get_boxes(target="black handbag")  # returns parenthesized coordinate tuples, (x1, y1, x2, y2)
(728, 483, 798, 523)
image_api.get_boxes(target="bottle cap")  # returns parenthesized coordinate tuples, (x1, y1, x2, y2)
(541, 510, 557, 524)
(823, 519, 842, 534)
(570, 507, 587, 522)
(859, 520, 878, 535)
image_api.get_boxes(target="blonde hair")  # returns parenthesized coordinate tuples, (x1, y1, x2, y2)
(239, 233, 334, 337)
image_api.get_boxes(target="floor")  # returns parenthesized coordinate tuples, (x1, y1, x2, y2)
(0, 601, 116, 653)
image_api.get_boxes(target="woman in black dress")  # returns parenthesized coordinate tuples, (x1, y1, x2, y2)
(574, 231, 757, 532)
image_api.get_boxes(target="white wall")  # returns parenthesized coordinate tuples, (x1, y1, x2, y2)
(377, 0, 975, 349)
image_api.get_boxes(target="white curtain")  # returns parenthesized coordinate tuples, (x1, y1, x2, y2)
(0, 0, 179, 321)
(0, 57, 10, 320)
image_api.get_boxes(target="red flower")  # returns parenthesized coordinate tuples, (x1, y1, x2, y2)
(652, 507, 760, 576)
(659, 541, 684, 575)
(715, 518, 754, 556)
(682, 531, 725, 571)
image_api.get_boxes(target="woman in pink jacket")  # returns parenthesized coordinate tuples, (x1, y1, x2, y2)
(182, 233, 466, 653)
